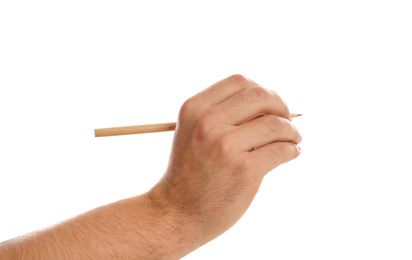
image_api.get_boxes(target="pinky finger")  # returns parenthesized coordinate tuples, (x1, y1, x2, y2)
(250, 141, 301, 176)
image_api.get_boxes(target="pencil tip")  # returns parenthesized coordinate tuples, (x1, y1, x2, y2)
(296, 114, 303, 117)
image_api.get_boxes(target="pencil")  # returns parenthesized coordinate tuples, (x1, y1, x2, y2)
(94, 114, 302, 137)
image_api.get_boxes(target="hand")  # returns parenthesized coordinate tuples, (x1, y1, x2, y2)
(0, 74, 301, 260)
(149, 74, 302, 247)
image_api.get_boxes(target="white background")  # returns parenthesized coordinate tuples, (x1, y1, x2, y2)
(1, 1, 411, 259)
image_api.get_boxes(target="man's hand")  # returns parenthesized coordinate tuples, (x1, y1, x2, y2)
(0, 75, 301, 260)
(149, 74, 301, 250)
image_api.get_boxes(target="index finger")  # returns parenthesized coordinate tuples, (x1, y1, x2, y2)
(193, 74, 254, 107)
(209, 86, 291, 126)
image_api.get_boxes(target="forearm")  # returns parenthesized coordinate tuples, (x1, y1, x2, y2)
(0, 191, 200, 260)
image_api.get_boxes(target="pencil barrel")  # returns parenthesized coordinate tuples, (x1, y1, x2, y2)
(94, 122, 177, 137)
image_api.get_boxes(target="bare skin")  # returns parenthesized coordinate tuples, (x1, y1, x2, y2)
(0, 74, 301, 259)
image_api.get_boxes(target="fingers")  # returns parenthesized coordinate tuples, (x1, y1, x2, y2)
(231, 115, 301, 152)
(180, 74, 288, 128)
(249, 141, 301, 175)
(178, 74, 256, 127)
(211, 85, 291, 126)
(189, 74, 253, 108)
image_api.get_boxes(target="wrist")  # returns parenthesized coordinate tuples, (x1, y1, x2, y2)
(144, 183, 203, 258)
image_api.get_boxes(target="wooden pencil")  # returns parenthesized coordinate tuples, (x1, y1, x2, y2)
(94, 114, 302, 137)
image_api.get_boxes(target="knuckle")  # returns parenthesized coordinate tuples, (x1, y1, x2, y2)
(239, 86, 270, 105)
(255, 115, 281, 136)
(266, 145, 282, 162)
(233, 156, 253, 173)
(264, 115, 282, 130)
(250, 86, 269, 100)
(287, 144, 301, 160)
(285, 121, 301, 144)
(264, 90, 291, 120)
(215, 134, 236, 156)
(280, 98, 291, 119)
(194, 113, 215, 141)
(280, 120, 301, 143)
(292, 124, 302, 143)
(269, 143, 301, 163)
(229, 74, 249, 86)
(179, 97, 197, 119)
